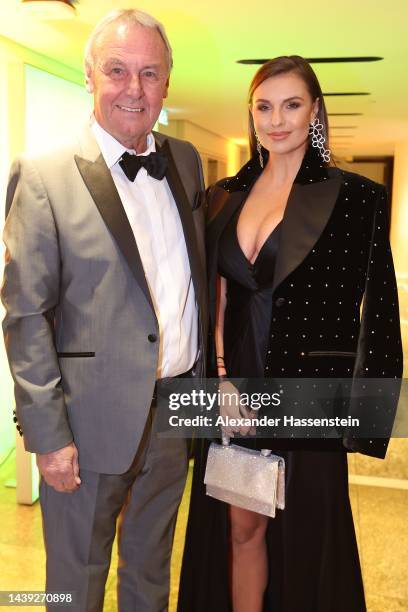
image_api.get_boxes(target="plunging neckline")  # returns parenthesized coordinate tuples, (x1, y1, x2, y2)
(235, 219, 282, 267)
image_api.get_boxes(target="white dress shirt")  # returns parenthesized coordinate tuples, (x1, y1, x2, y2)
(91, 118, 198, 378)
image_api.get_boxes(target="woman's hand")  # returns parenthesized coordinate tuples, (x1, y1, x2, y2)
(218, 379, 256, 438)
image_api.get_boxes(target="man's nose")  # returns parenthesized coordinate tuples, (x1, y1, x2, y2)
(126, 73, 143, 97)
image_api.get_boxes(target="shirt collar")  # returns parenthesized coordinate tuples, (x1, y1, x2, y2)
(91, 116, 156, 170)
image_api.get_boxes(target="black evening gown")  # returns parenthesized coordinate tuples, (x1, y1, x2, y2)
(177, 204, 366, 612)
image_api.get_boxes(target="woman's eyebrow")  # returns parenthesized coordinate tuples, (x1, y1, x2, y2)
(254, 95, 305, 104)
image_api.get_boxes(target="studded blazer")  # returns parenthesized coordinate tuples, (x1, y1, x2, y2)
(206, 146, 403, 459)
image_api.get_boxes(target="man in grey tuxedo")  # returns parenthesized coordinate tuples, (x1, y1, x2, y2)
(2, 9, 207, 611)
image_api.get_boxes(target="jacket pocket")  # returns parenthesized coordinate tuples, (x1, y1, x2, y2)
(303, 351, 356, 358)
(57, 352, 95, 358)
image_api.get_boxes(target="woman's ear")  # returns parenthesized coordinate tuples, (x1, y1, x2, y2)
(248, 104, 255, 126)
(311, 97, 320, 123)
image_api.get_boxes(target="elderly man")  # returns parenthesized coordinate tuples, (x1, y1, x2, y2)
(2, 9, 207, 611)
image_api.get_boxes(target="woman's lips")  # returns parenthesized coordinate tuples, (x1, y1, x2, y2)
(269, 132, 291, 140)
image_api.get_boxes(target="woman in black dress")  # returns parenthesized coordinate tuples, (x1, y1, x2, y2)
(178, 56, 402, 612)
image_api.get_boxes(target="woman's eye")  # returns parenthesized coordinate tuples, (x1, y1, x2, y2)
(287, 102, 300, 109)
(256, 104, 270, 112)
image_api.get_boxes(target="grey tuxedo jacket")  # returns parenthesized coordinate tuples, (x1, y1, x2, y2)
(2, 126, 207, 474)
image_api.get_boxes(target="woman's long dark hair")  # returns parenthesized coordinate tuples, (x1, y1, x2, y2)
(248, 56, 329, 164)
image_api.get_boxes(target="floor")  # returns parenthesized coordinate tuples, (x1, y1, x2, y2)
(0, 441, 407, 611)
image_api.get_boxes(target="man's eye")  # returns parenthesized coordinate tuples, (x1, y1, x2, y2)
(142, 70, 158, 79)
(109, 67, 127, 79)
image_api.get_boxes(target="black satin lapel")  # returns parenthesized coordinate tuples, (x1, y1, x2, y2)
(207, 190, 248, 326)
(74, 154, 155, 313)
(207, 190, 248, 256)
(159, 140, 205, 303)
(272, 175, 342, 292)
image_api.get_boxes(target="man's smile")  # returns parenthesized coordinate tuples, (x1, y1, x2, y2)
(117, 104, 144, 113)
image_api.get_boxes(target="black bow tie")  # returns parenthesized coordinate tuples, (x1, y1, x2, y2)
(119, 151, 168, 181)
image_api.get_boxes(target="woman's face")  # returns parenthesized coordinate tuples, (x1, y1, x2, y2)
(251, 72, 319, 157)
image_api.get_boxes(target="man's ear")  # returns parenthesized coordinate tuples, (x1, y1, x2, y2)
(84, 63, 94, 94)
(163, 76, 170, 99)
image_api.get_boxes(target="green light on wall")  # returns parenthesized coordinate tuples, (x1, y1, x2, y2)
(159, 108, 169, 126)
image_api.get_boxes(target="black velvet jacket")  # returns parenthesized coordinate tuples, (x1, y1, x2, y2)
(206, 146, 403, 458)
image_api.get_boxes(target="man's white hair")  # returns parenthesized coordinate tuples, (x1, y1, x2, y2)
(84, 9, 173, 76)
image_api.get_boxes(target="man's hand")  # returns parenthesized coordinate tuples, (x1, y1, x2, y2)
(36, 442, 81, 493)
(219, 380, 256, 438)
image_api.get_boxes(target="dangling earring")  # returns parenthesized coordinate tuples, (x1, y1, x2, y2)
(309, 117, 331, 163)
(255, 133, 264, 168)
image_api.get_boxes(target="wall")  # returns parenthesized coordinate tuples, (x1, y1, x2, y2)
(391, 142, 408, 376)
(0, 59, 14, 458)
(160, 119, 242, 185)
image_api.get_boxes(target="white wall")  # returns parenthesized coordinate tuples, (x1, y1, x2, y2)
(25, 64, 91, 154)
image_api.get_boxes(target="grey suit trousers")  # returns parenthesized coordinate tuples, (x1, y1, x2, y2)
(40, 403, 188, 612)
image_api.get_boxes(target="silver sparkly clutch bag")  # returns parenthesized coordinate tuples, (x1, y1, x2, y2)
(204, 442, 285, 517)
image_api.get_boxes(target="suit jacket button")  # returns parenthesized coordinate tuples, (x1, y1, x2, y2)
(275, 297, 286, 307)
(148, 334, 158, 343)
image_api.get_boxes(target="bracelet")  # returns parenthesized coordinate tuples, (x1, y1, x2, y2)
(216, 356, 225, 361)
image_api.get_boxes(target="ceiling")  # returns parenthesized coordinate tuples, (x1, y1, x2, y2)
(1, 0, 408, 156)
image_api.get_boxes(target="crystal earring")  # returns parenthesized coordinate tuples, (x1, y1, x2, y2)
(309, 117, 331, 163)
(255, 133, 264, 168)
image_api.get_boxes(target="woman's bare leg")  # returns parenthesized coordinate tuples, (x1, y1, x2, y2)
(229, 504, 269, 612)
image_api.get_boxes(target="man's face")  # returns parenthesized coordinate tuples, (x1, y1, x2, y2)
(87, 22, 169, 152)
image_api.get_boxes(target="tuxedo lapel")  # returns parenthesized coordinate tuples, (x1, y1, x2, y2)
(272, 173, 342, 292)
(158, 138, 205, 305)
(74, 153, 156, 314)
(207, 189, 248, 248)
